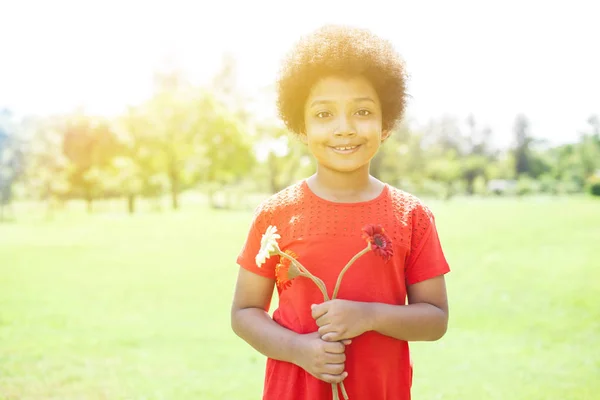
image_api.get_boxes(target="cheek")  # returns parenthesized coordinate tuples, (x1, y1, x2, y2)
(305, 126, 331, 144)
(358, 127, 384, 143)
(357, 116, 383, 132)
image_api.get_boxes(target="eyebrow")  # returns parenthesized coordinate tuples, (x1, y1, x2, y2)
(309, 97, 376, 108)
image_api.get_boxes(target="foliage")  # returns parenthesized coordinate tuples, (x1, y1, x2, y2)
(587, 174, 600, 197)
(4, 63, 599, 211)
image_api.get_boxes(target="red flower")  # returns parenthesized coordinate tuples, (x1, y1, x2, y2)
(275, 250, 300, 290)
(362, 224, 393, 261)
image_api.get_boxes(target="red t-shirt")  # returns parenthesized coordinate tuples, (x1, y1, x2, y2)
(237, 180, 450, 400)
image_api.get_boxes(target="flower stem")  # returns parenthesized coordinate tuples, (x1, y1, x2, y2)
(332, 383, 340, 400)
(276, 247, 348, 399)
(276, 249, 329, 300)
(341, 383, 349, 399)
(332, 244, 371, 300)
(331, 246, 371, 400)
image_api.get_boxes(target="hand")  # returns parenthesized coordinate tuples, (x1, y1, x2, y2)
(293, 331, 351, 384)
(311, 299, 373, 342)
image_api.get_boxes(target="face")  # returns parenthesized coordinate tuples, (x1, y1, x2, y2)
(302, 75, 388, 174)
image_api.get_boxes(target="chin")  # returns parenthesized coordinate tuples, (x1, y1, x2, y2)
(324, 162, 368, 173)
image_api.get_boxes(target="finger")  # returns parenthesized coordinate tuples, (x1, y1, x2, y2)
(311, 303, 329, 320)
(325, 352, 346, 364)
(324, 362, 345, 375)
(321, 331, 341, 342)
(324, 341, 345, 354)
(315, 314, 330, 328)
(318, 324, 343, 342)
(341, 339, 352, 345)
(320, 372, 348, 384)
(318, 324, 334, 337)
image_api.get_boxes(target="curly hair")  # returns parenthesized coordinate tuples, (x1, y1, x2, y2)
(276, 25, 408, 135)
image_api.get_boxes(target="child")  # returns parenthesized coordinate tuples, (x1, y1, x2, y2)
(231, 25, 450, 400)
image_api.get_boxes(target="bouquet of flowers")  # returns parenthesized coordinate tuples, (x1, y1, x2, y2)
(256, 224, 393, 400)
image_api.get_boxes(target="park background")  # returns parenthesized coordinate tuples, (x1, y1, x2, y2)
(1, 1, 598, 399)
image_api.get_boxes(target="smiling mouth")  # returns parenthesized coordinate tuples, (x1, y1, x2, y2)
(330, 145, 361, 154)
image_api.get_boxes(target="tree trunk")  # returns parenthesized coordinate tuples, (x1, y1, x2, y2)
(466, 177, 475, 195)
(171, 182, 179, 210)
(127, 194, 135, 214)
(208, 187, 216, 208)
(445, 182, 454, 201)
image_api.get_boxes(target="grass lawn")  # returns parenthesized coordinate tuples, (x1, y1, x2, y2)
(1, 195, 599, 399)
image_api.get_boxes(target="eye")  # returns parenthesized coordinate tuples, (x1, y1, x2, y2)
(316, 111, 332, 118)
(355, 109, 372, 117)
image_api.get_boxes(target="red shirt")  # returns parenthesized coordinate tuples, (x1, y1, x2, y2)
(237, 180, 450, 400)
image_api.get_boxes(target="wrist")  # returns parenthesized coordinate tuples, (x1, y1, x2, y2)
(289, 332, 305, 367)
(362, 302, 378, 333)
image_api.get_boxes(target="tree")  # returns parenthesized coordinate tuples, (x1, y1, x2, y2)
(513, 114, 534, 177)
(0, 109, 25, 220)
(466, 114, 493, 157)
(462, 115, 494, 194)
(588, 115, 600, 140)
(253, 123, 312, 194)
(461, 154, 489, 195)
(425, 149, 462, 199)
(196, 99, 256, 206)
(61, 112, 120, 212)
(578, 115, 600, 178)
(371, 120, 414, 185)
(143, 67, 256, 209)
(108, 105, 168, 214)
(139, 70, 200, 210)
(17, 116, 71, 218)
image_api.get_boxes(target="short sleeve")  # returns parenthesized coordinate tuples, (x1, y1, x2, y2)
(405, 205, 450, 286)
(236, 206, 278, 279)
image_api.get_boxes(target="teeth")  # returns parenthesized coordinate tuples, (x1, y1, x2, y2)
(335, 146, 357, 150)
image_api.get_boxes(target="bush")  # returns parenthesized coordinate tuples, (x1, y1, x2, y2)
(417, 179, 447, 199)
(538, 174, 558, 195)
(473, 176, 488, 196)
(587, 174, 600, 197)
(557, 179, 582, 195)
(516, 175, 541, 196)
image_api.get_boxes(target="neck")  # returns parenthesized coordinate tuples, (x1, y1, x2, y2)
(312, 163, 373, 194)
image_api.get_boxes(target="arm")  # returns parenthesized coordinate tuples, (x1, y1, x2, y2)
(368, 274, 449, 341)
(231, 267, 349, 383)
(314, 204, 451, 342)
(369, 203, 450, 341)
(313, 275, 449, 342)
(231, 267, 300, 362)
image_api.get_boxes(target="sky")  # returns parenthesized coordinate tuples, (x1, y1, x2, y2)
(1, 0, 599, 148)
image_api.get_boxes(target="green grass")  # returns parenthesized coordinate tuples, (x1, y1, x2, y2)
(1, 195, 599, 399)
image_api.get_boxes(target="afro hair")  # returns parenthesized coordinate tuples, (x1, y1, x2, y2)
(276, 25, 408, 135)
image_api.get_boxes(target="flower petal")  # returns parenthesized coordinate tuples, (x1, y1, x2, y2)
(275, 250, 299, 290)
(256, 225, 282, 267)
(361, 224, 394, 261)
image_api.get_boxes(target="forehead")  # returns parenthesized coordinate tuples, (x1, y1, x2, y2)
(306, 75, 380, 104)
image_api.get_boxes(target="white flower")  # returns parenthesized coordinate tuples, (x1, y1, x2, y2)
(255, 225, 281, 267)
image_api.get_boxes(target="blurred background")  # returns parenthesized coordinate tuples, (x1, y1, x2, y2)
(1, 0, 598, 399)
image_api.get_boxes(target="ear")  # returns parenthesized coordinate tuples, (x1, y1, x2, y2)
(381, 130, 391, 142)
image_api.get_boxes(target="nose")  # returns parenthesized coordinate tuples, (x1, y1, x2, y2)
(334, 116, 356, 137)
